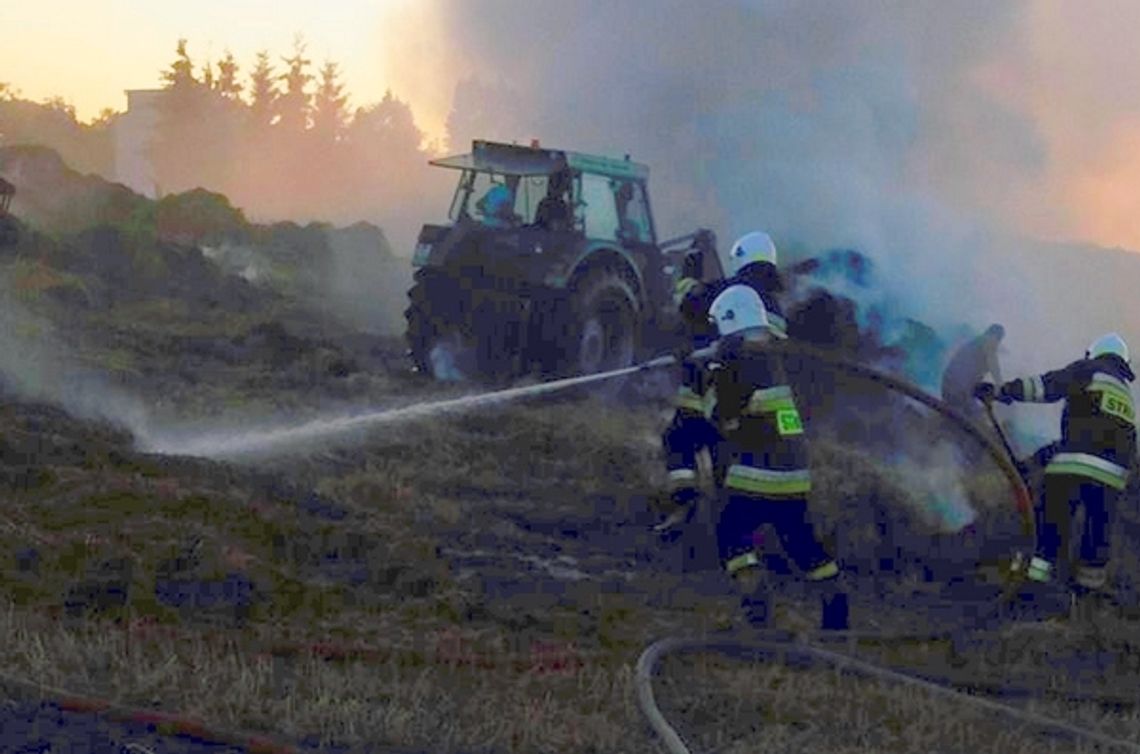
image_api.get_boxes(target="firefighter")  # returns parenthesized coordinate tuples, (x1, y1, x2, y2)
(943, 324, 1005, 421)
(705, 284, 849, 630)
(655, 231, 788, 533)
(654, 238, 724, 533)
(974, 332, 1137, 616)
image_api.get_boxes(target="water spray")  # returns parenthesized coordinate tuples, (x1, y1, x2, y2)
(142, 355, 676, 459)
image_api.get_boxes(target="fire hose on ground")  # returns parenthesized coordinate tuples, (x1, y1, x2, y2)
(635, 635, 1140, 754)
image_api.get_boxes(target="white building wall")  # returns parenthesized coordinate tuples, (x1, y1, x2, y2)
(114, 89, 165, 198)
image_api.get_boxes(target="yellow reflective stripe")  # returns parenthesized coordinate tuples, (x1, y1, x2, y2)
(725, 465, 811, 496)
(746, 385, 796, 414)
(701, 386, 717, 419)
(674, 385, 717, 417)
(673, 387, 705, 413)
(805, 561, 839, 581)
(673, 277, 700, 306)
(667, 468, 697, 491)
(1045, 452, 1129, 490)
(1021, 375, 1046, 402)
(1090, 372, 1130, 393)
(725, 551, 759, 575)
(1027, 556, 1053, 583)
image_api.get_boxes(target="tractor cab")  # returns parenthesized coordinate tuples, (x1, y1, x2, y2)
(428, 140, 656, 246)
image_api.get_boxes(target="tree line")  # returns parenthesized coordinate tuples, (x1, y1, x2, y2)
(1, 37, 448, 245)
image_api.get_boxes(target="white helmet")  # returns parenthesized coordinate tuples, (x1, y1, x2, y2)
(709, 284, 770, 337)
(1087, 332, 1130, 364)
(727, 231, 778, 276)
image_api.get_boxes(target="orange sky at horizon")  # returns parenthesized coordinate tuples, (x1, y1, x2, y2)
(7, 1, 1140, 252)
(1, 0, 454, 142)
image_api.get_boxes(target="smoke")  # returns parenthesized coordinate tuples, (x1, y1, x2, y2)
(379, 0, 1140, 456)
(0, 275, 150, 436)
(202, 223, 413, 335)
(893, 440, 979, 534)
(387, 2, 1036, 326)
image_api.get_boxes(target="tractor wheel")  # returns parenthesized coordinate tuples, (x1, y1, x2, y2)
(404, 273, 474, 381)
(563, 266, 639, 380)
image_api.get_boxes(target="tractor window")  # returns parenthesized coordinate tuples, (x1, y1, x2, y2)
(449, 171, 520, 227)
(616, 180, 653, 244)
(577, 173, 621, 241)
(515, 175, 548, 224)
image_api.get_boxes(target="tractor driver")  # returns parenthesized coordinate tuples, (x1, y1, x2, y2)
(476, 182, 516, 228)
(534, 168, 572, 231)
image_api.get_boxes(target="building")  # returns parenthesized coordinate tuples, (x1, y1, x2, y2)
(114, 89, 165, 198)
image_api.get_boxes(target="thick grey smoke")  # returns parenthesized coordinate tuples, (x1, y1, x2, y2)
(426, 1, 1038, 326)
(413, 0, 1139, 454)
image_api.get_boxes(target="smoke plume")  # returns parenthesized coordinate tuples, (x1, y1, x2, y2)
(0, 275, 150, 436)
(376, 0, 1140, 451)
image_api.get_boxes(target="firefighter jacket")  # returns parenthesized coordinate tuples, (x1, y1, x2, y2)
(710, 335, 811, 498)
(665, 261, 792, 497)
(998, 354, 1138, 490)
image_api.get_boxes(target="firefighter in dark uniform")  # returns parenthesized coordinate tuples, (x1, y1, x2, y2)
(655, 231, 790, 533)
(975, 332, 1137, 614)
(705, 284, 849, 630)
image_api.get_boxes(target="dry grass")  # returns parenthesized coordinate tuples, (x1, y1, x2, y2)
(6, 599, 1140, 754)
(654, 651, 1140, 754)
(5, 388, 1140, 752)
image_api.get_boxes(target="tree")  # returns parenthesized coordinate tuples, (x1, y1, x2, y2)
(312, 59, 349, 144)
(216, 51, 242, 100)
(277, 34, 313, 134)
(161, 39, 198, 90)
(41, 96, 77, 120)
(91, 108, 118, 128)
(248, 50, 278, 128)
(201, 59, 215, 90)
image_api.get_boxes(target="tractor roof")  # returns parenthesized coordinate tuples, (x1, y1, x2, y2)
(430, 139, 648, 181)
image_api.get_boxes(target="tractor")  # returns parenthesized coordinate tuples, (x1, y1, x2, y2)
(404, 139, 723, 383)
(0, 177, 16, 247)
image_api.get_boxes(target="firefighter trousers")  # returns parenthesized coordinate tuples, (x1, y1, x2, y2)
(716, 492, 838, 582)
(1034, 473, 1116, 591)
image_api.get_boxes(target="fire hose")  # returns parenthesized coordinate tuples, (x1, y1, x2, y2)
(635, 634, 1140, 754)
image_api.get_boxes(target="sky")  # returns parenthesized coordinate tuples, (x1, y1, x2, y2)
(2, 0, 452, 137)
